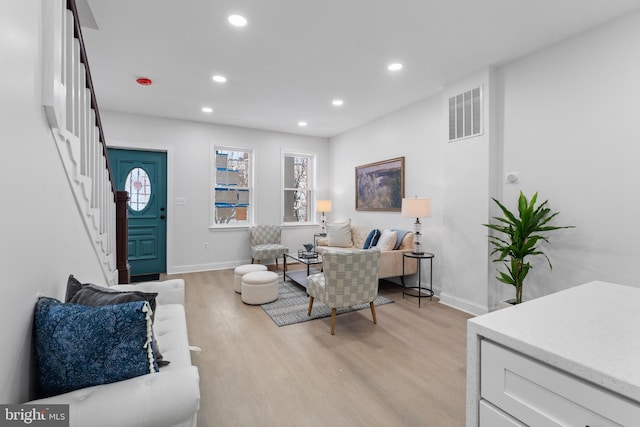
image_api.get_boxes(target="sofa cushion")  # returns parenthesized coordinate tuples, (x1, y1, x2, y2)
(376, 229, 398, 251)
(363, 229, 381, 249)
(34, 297, 157, 398)
(326, 220, 353, 247)
(151, 304, 192, 372)
(350, 226, 370, 249)
(67, 276, 168, 367)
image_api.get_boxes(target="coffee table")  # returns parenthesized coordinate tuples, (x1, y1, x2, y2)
(283, 252, 323, 288)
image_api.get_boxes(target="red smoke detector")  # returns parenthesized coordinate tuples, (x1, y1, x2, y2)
(136, 77, 152, 86)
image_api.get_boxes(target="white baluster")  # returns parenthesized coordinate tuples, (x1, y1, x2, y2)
(64, 10, 74, 134)
(75, 49, 84, 172)
(89, 107, 97, 210)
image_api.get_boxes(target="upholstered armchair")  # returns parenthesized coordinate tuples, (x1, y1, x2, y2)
(250, 225, 289, 268)
(307, 248, 381, 335)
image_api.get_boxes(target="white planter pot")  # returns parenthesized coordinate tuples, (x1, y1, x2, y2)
(497, 298, 517, 309)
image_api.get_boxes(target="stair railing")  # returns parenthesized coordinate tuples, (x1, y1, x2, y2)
(42, 0, 129, 284)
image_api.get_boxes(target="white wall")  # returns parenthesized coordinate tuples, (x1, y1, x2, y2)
(329, 96, 445, 287)
(0, 2, 107, 403)
(102, 111, 330, 273)
(495, 8, 640, 300)
(327, 71, 496, 314)
(328, 8, 640, 313)
(439, 69, 497, 315)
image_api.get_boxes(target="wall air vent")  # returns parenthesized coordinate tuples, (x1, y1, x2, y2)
(448, 86, 483, 141)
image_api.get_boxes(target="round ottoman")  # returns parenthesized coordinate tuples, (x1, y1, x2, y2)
(241, 271, 279, 305)
(234, 264, 268, 293)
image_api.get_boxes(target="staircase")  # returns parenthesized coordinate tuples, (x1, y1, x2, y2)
(42, 0, 125, 285)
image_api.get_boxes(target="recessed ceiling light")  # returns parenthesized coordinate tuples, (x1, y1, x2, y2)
(212, 75, 227, 83)
(332, 99, 344, 107)
(202, 107, 213, 113)
(298, 121, 308, 127)
(228, 14, 247, 27)
(388, 63, 403, 71)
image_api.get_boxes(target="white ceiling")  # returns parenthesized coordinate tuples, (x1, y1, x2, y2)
(82, 0, 640, 138)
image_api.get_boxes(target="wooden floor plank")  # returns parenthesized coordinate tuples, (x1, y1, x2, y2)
(164, 269, 472, 427)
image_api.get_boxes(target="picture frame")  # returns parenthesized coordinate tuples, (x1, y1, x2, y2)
(355, 157, 405, 211)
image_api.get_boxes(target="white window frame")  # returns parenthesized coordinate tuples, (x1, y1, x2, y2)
(210, 145, 254, 228)
(281, 150, 317, 226)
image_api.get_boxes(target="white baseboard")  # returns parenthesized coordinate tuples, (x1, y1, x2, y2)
(168, 259, 284, 275)
(169, 261, 246, 274)
(439, 292, 488, 316)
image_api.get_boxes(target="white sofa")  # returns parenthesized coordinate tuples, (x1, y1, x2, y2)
(315, 225, 418, 279)
(28, 279, 200, 427)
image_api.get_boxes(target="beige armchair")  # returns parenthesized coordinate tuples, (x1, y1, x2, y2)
(250, 225, 288, 268)
(306, 249, 381, 335)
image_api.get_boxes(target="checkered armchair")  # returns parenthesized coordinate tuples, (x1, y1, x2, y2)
(250, 225, 288, 268)
(307, 248, 381, 335)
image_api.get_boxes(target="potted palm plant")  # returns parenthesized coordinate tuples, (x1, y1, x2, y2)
(484, 192, 574, 306)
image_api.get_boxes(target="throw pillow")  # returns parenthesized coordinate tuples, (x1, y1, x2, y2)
(326, 220, 353, 247)
(363, 229, 381, 249)
(391, 229, 410, 249)
(65, 274, 84, 303)
(70, 284, 159, 314)
(34, 297, 157, 398)
(375, 229, 398, 251)
(66, 276, 169, 367)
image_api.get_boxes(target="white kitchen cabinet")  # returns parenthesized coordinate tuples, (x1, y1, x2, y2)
(479, 401, 525, 426)
(481, 340, 637, 426)
(466, 281, 640, 426)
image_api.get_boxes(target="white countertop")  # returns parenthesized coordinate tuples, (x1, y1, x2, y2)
(466, 281, 640, 425)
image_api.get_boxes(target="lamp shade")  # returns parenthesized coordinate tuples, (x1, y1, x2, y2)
(401, 198, 431, 218)
(316, 199, 332, 213)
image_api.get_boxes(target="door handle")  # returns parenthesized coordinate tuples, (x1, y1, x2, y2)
(160, 215, 166, 219)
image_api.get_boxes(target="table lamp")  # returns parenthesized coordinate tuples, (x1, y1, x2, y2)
(316, 200, 332, 234)
(401, 197, 431, 255)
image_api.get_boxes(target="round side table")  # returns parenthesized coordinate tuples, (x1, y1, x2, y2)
(402, 252, 434, 307)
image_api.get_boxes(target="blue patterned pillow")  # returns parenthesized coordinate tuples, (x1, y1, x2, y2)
(363, 229, 381, 249)
(34, 297, 158, 398)
(65, 275, 169, 366)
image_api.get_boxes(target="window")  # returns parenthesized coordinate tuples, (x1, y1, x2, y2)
(212, 147, 253, 226)
(449, 86, 482, 141)
(282, 152, 316, 224)
(125, 167, 151, 211)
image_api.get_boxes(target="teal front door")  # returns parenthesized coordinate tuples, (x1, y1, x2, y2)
(108, 148, 167, 276)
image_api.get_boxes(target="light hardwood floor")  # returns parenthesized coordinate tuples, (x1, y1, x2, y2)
(165, 267, 472, 426)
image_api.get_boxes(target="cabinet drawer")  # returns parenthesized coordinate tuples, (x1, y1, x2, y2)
(480, 400, 526, 427)
(481, 340, 640, 426)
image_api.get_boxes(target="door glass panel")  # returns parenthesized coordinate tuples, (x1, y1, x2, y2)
(125, 167, 151, 211)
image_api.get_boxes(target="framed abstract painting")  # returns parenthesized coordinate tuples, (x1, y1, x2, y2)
(355, 157, 405, 211)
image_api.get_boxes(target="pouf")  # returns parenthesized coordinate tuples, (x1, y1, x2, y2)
(241, 271, 279, 305)
(234, 264, 268, 293)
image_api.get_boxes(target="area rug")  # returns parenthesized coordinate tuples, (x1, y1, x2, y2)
(261, 279, 394, 327)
